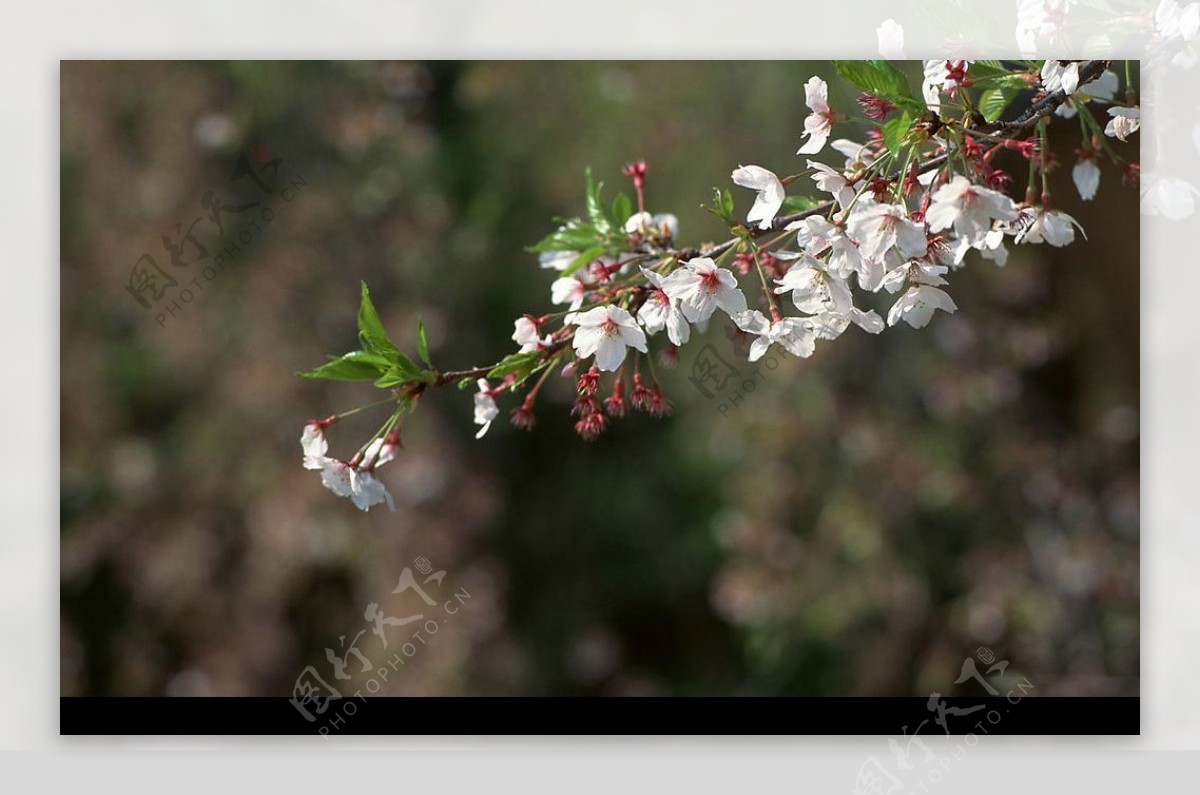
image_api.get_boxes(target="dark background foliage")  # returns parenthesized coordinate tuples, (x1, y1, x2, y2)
(60, 61, 1138, 698)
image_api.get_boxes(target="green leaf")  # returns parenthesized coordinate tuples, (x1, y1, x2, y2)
(488, 351, 540, 380)
(356, 282, 403, 360)
(487, 351, 550, 388)
(703, 187, 736, 225)
(561, 246, 608, 278)
(882, 110, 914, 152)
(584, 167, 612, 235)
(297, 350, 391, 382)
(978, 86, 1020, 123)
(374, 369, 411, 389)
(528, 219, 604, 253)
(780, 195, 823, 214)
(416, 318, 431, 367)
(486, 352, 549, 390)
(611, 192, 633, 229)
(833, 60, 914, 101)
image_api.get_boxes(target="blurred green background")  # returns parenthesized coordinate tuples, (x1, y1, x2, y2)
(60, 61, 1138, 698)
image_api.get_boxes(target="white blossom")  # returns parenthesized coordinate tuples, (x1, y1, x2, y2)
(925, 175, 1019, 240)
(360, 436, 399, 470)
(1056, 70, 1119, 118)
(569, 304, 648, 372)
(731, 165, 785, 230)
(807, 160, 855, 209)
(1141, 175, 1200, 219)
(301, 422, 330, 470)
(625, 211, 680, 238)
(1157, 0, 1200, 64)
(877, 19, 906, 59)
(512, 316, 551, 353)
(301, 422, 395, 512)
(660, 257, 748, 323)
(348, 469, 395, 512)
(1015, 209, 1084, 246)
(1040, 60, 1080, 95)
(887, 285, 957, 328)
(474, 379, 499, 439)
(551, 276, 586, 311)
(1105, 107, 1140, 141)
(539, 251, 577, 271)
(732, 310, 816, 361)
(798, 76, 834, 155)
(1017, 0, 1075, 56)
(831, 139, 876, 169)
(846, 202, 928, 262)
(922, 60, 970, 114)
(790, 215, 881, 291)
(638, 267, 690, 346)
(808, 307, 885, 340)
(774, 255, 853, 315)
(1072, 158, 1101, 201)
(880, 260, 949, 294)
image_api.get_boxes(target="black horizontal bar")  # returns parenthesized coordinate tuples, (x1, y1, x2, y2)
(61, 696, 1139, 736)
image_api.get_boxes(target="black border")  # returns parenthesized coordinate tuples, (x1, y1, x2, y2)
(60, 696, 1139, 735)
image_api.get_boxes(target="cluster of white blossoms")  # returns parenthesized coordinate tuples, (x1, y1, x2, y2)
(301, 59, 1141, 507)
(476, 62, 1138, 437)
(301, 421, 398, 511)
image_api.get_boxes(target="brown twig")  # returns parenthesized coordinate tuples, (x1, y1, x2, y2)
(991, 60, 1111, 131)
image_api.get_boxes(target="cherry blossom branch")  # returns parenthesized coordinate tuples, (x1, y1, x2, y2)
(297, 58, 1141, 512)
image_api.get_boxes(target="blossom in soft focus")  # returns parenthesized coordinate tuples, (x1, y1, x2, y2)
(551, 276, 586, 311)
(347, 469, 395, 512)
(301, 422, 330, 470)
(1105, 107, 1140, 142)
(1157, 0, 1200, 65)
(360, 436, 399, 470)
(638, 267, 690, 346)
(660, 257, 748, 324)
(624, 211, 679, 238)
(731, 165, 785, 230)
(474, 379, 499, 439)
(569, 305, 648, 372)
(732, 309, 816, 361)
(887, 285, 957, 328)
(1072, 157, 1101, 201)
(539, 250, 577, 271)
(831, 139, 875, 169)
(925, 175, 1019, 240)
(798, 76, 834, 155)
(1140, 175, 1200, 219)
(512, 316, 551, 353)
(1016, 209, 1084, 247)
(876, 19, 905, 59)
(1017, 0, 1076, 55)
(846, 202, 928, 261)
